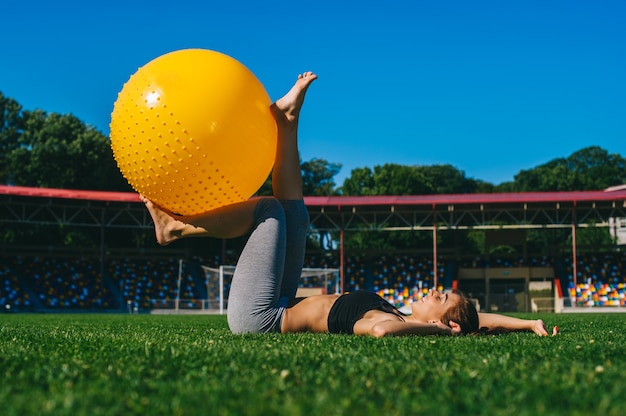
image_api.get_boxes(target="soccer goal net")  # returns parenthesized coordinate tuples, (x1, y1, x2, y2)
(201, 265, 341, 314)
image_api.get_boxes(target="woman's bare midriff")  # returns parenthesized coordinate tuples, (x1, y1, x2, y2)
(281, 294, 341, 333)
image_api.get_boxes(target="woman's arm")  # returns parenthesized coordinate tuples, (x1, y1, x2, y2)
(354, 318, 461, 338)
(478, 312, 550, 336)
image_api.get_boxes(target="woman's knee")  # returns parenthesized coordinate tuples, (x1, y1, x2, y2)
(280, 200, 309, 230)
(254, 197, 286, 224)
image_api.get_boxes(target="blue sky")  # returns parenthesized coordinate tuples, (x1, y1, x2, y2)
(1, 0, 624, 186)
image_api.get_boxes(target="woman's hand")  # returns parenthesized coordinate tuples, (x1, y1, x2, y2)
(479, 313, 558, 336)
(531, 319, 559, 336)
(429, 320, 462, 336)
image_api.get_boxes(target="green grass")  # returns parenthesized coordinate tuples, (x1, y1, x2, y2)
(1, 313, 624, 416)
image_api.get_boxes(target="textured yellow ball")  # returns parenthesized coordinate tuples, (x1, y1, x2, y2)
(110, 49, 276, 215)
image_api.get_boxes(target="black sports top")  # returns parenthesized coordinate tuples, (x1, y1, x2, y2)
(327, 290, 405, 334)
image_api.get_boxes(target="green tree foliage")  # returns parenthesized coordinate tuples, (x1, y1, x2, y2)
(340, 167, 376, 195)
(341, 163, 486, 196)
(505, 146, 626, 192)
(301, 158, 342, 196)
(0, 93, 24, 182)
(0, 92, 130, 191)
(256, 157, 342, 197)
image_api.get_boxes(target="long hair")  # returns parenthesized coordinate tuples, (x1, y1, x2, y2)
(440, 294, 479, 335)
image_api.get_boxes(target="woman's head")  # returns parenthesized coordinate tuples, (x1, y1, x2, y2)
(440, 294, 479, 334)
(411, 290, 479, 335)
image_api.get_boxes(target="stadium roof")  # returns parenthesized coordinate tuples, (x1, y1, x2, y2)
(2, 184, 626, 205)
(1, 184, 625, 231)
(0, 185, 141, 202)
(306, 189, 626, 207)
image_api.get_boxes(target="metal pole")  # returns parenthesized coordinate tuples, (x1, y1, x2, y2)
(219, 265, 224, 314)
(433, 221, 438, 290)
(572, 205, 578, 306)
(339, 205, 345, 294)
(340, 229, 345, 294)
(176, 259, 183, 312)
(99, 209, 105, 275)
(205, 267, 210, 311)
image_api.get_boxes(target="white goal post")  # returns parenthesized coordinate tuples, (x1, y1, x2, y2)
(201, 265, 341, 314)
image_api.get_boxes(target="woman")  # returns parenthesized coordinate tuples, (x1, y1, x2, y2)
(142, 71, 551, 337)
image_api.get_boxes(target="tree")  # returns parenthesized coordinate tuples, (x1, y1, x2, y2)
(341, 164, 429, 196)
(373, 164, 431, 195)
(509, 146, 626, 192)
(0, 92, 24, 183)
(0, 93, 130, 191)
(342, 163, 482, 196)
(256, 157, 342, 197)
(416, 164, 486, 194)
(341, 167, 376, 195)
(301, 158, 342, 196)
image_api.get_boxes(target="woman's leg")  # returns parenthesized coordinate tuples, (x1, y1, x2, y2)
(228, 72, 317, 333)
(271, 71, 317, 201)
(143, 72, 317, 333)
(227, 197, 287, 333)
(142, 196, 260, 245)
(271, 72, 317, 298)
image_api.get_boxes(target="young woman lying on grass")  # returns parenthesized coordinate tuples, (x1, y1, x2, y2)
(142, 71, 553, 337)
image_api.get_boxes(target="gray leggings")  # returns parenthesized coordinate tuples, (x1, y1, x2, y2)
(227, 198, 309, 334)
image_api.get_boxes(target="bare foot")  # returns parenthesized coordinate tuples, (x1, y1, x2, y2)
(272, 71, 317, 125)
(141, 195, 184, 245)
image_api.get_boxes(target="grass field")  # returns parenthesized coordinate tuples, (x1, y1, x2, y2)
(1, 313, 624, 416)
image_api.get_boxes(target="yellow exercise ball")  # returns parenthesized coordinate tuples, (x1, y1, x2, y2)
(110, 49, 277, 215)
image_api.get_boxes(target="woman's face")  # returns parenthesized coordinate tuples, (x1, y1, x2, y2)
(411, 289, 461, 323)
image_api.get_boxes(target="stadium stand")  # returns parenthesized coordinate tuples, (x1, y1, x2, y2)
(345, 255, 367, 291)
(2, 185, 625, 311)
(1, 252, 624, 311)
(0, 256, 33, 311)
(371, 255, 445, 306)
(564, 252, 626, 306)
(31, 257, 116, 309)
(300, 253, 340, 289)
(108, 258, 205, 310)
